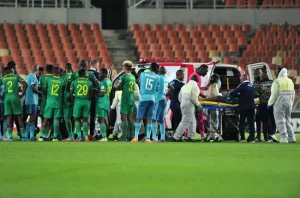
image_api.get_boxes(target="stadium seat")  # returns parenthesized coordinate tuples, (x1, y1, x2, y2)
(247, 0, 257, 8)
(237, 0, 246, 8)
(225, 0, 235, 7)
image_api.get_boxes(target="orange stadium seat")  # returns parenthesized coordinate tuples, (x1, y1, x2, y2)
(225, 0, 235, 7)
(186, 24, 195, 32)
(153, 24, 162, 31)
(273, 0, 283, 8)
(248, 0, 257, 8)
(237, 0, 246, 8)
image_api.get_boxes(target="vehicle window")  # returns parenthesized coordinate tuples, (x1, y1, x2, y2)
(213, 67, 241, 91)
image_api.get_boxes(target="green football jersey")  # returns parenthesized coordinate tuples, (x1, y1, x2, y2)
(119, 73, 136, 105)
(0, 74, 24, 96)
(97, 78, 112, 110)
(45, 76, 64, 107)
(70, 77, 92, 100)
(62, 72, 72, 103)
(70, 71, 97, 84)
(39, 74, 54, 98)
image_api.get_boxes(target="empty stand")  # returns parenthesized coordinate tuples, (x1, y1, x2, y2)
(131, 23, 300, 76)
(0, 23, 111, 74)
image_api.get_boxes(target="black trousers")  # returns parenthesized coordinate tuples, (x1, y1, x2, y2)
(239, 108, 255, 140)
(89, 98, 96, 136)
(170, 103, 181, 131)
(255, 109, 261, 137)
(259, 104, 276, 141)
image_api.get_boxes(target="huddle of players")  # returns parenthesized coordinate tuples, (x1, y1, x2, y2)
(0, 60, 113, 142)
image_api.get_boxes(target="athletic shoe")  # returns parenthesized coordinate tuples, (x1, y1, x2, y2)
(158, 139, 166, 142)
(63, 137, 74, 142)
(145, 139, 151, 143)
(3, 137, 13, 141)
(184, 137, 195, 142)
(37, 138, 44, 142)
(255, 137, 262, 142)
(112, 135, 119, 142)
(52, 138, 59, 142)
(266, 140, 273, 143)
(288, 140, 297, 143)
(131, 138, 138, 143)
(77, 137, 84, 142)
(84, 137, 90, 142)
(99, 137, 108, 142)
(247, 137, 255, 143)
(152, 139, 158, 142)
(269, 135, 279, 143)
(214, 135, 223, 142)
(171, 137, 182, 142)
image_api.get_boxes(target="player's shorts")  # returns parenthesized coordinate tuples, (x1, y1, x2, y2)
(26, 104, 38, 116)
(136, 100, 155, 120)
(4, 95, 22, 115)
(152, 99, 167, 122)
(96, 107, 108, 118)
(63, 102, 72, 119)
(73, 99, 91, 118)
(44, 106, 61, 119)
(120, 99, 134, 115)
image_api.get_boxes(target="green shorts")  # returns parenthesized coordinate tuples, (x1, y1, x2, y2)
(44, 106, 61, 119)
(73, 100, 91, 118)
(120, 101, 134, 115)
(4, 95, 22, 115)
(63, 102, 72, 119)
(96, 107, 108, 118)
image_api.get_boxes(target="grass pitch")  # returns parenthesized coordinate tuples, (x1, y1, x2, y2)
(0, 135, 300, 198)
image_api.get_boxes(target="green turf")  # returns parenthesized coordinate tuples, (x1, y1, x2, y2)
(1, 136, 300, 198)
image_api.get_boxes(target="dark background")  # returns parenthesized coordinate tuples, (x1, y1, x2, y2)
(92, 0, 127, 29)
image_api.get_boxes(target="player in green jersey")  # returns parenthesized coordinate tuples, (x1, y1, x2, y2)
(96, 68, 112, 142)
(0, 67, 28, 141)
(39, 64, 54, 120)
(117, 60, 136, 141)
(39, 67, 64, 142)
(61, 63, 74, 141)
(70, 69, 93, 142)
(70, 60, 98, 88)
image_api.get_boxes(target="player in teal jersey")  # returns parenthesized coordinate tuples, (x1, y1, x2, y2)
(61, 63, 74, 141)
(96, 68, 112, 142)
(132, 63, 160, 143)
(39, 67, 64, 142)
(151, 66, 173, 142)
(0, 67, 28, 141)
(70, 69, 93, 141)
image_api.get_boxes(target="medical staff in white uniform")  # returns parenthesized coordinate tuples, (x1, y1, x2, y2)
(268, 68, 296, 143)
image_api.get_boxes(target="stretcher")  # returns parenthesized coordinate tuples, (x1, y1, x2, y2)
(199, 100, 239, 139)
(199, 99, 259, 140)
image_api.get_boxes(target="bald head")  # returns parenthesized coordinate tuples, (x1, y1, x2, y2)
(240, 74, 248, 83)
(32, 64, 39, 73)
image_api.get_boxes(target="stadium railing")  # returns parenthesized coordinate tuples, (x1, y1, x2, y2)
(128, 0, 300, 9)
(0, 0, 93, 8)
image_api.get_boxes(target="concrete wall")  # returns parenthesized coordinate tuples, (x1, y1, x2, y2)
(0, 8, 102, 26)
(128, 9, 300, 26)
